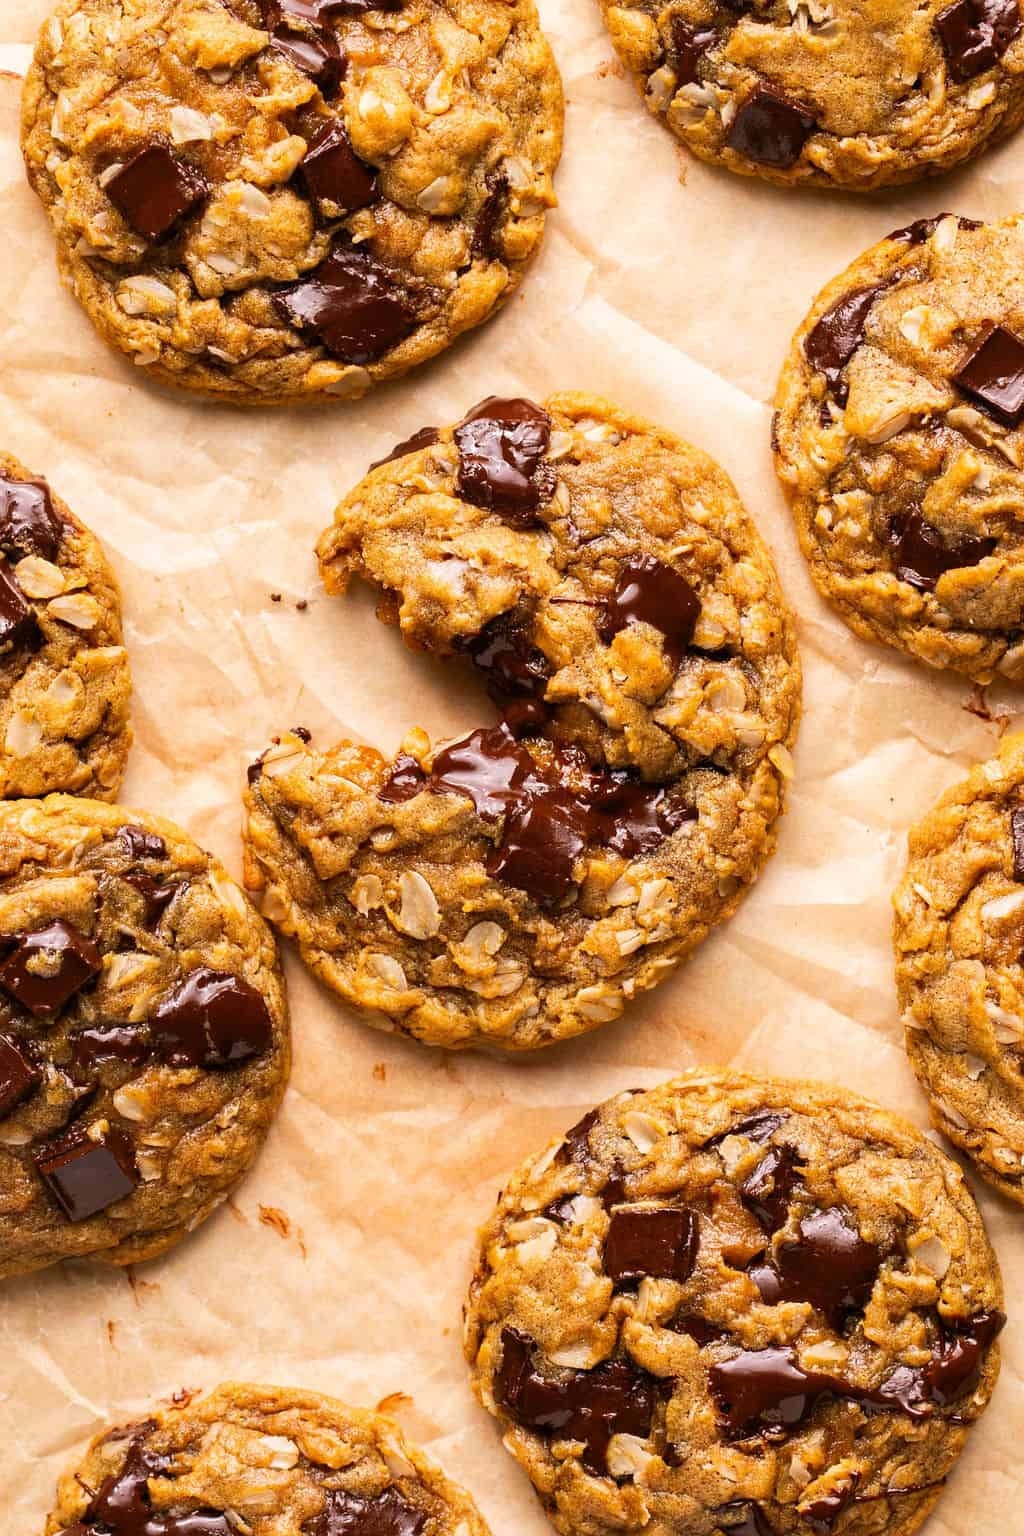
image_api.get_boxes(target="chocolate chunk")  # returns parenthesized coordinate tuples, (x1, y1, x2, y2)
(601, 1163, 630, 1208)
(726, 85, 816, 168)
(318, 0, 404, 11)
(487, 778, 593, 902)
(804, 284, 885, 402)
(1012, 807, 1024, 880)
(150, 967, 273, 1069)
(598, 554, 701, 660)
(704, 1110, 788, 1149)
(301, 121, 377, 217)
(84, 1434, 232, 1535)
(890, 510, 995, 591)
(545, 1194, 579, 1222)
(124, 874, 184, 927)
(379, 753, 428, 802)
(604, 1206, 698, 1285)
(953, 323, 1024, 426)
(717, 1505, 777, 1536)
(922, 1308, 1005, 1404)
(0, 920, 101, 1017)
(557, 1107, 600, 1164)
(670, 1313, 727, 1346)
(740, 1143, 800, 1231)
(465, 608, 551, 705)
(0, 557, 39, 654)
(106, 143, 208, 242)
(0, 474, 62, 561)
(709, 1347, 836, 1437)
(592, 777, 696, 857)
(69, 1024, 149, 1070)
(472, 172, 509, 261)
(430, 722, 533, 819)
(273, 243, 418, 364)
(0, 1033, 39, 1116)
(495, 1329, 656, 1474)
(261, 0, 346, 95)
(887, 213, 952, 244)
(802, 1480, 858, 1534)
(454, 397, 556, 522)
(748, 1206, 883, 1327)
(34, 1125, 137, 1222)
(305, 1488, 427, 1536)
(671, 17, 718, 83)
(369, 427, 440, 471)
(935, 0, 1020, 80)
(118, 825, 168, 862)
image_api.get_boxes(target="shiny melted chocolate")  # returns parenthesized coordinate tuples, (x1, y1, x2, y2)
(80, 1432, 232, 1535)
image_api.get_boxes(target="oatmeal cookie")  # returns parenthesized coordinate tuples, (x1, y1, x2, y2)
(21, 0, 562, 405)
(465, 1070, 1004, 1536)
(243, 393, 801, 1052)
(894, 731, 1024, 1203)
(0, 797, 289, 1280)
(600, 0, 1024, 189)
(775, 213, 1024, 680)
(45, 1381, 491, 1536)
(0, 453, 131, 802)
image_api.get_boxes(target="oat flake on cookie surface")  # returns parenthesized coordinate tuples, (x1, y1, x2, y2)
(465, 1070, 1004, 1536)
(21, 0, 562, 404)
(243, 392, 801, 1051)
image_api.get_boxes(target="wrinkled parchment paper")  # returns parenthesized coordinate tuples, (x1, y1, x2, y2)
(2, 7, 1023, 1529)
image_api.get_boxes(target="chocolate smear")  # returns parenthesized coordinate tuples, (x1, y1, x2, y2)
(69, 1024, 149, 1071)
(150, 967, 273, 1069)
(0, 920, 101, 1017)
(598, 554, 701, 660)
(369, 427, 440, 471)
(717, 1505, 778, 1536)
(726, 85, 816, 168)
(604, 1206, 699, 1285)
(35, 1124, 138, 1223)
(124, 874, 185, 928)
(273, 243, 419, 364)
(106, 143, 208, 243)
(952, 323, 1024, 426)
(454, 397, 556, 522)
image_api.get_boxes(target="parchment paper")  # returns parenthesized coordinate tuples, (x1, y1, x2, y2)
(1, 7, 1022, 1529)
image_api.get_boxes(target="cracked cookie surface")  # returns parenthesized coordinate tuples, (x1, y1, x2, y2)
(775, 213, 1024, 680)
(0, 796, 289, 1281)
(242, 392, 801, 1052)
(464, 1070, 1004, 1536)
(45, 1380, 491, 1536)
(21, 0, 562, 404)
(0, 452, 131, 803)
(894, 731, 1024, 1204)
(600, 0, 1024, 188)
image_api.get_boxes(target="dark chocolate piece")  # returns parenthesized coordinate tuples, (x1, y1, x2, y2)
(598, 554, 701, 660)
(454, 397, 556, 522)
(670, 17, 718, 83)
(300, 121, 377, 217)
(604, 1206, 699, 1285)
(921, 1308, 1005, 1404)
(379, 753, 428, 802)
(369, 427, 440, 470)
(545, 1194, 579, 1222)
(487, 778, 593, 902)
(935, 0, 1020, 80)
(709, 1347, 842, 1437)
(430, 722, 531, 818)
(150, 967, 273, 1069)
(472, 171, 509, 259)
(952, 323, 1024, 426)
(305, 1487, 427, 1536)
(802, 1479, 858, 1534)
(1012, 806, 1024, 881)
(0, 557, 38, 654)
(717, 1505, 777, 1536)
(118, 825, 168, 861)
(34, 1125, 137, 1222)
(726, 85, 816, 168)
(747, 1206, 883, 1327)
(887, 213, 951, 244)
(0, 1033, 39, 1116)
(124, 873, 185, 928)
(318, 0, 404, 11)
(106, 143, 208, 242)
(804, 285, 886, 401)
(69, 1023, 149, 1070)
(670, 1313, 728, 1346)
(0, 920, 101, 1017)
(740, 1143, 800, 1232)
(890, 510, 995, 591)
(0, 474, 62, 561)
(261, 0, 346, 95)
(594, 779, 696, 858)
(465, 607, 551, 705)
(273, 244, 418, 364)
(703, 1110, 788, 1149)
(556, 1107, 600, 1164)
(84, 1433, 232, 1535)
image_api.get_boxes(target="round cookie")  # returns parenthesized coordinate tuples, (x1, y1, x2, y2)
(243, 392, 801, 1052)
(0, 796, 289, 1280)
(21, 0, 563, 405)
(464, 1070, 1004, 1536)
(45, 1381, 491, 1536)
(0, 453, 131, 802)
(600, 0, 1024, 189)
(894, 730, 1024, 1203)
(775, 213, 1024, 680)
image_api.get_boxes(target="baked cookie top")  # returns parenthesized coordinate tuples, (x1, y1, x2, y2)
(243, 393, 801, 1051)
(0, 796, 289, 1280)
(0, 452, 131, 803)
(895, 730, 1024, 1203)
(600, 0, 1024, 189)
(774, 213, 1024, 680)
(45, 1381, 491, 1536)
(464, 1071, 1004, 1536)
(21, 0, 562, 404)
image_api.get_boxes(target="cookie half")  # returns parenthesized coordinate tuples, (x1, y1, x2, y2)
(775, 213, 1024, 680)
(45, 1381, 491, 1536)
(601, 0, 1024, 189)
(243, 393, 801, 1051)
(0, 797, 289, 1280)
(1, 453, 131, 802)
(465, 1071, 1004, 1536)
(21, 0, 563, 405)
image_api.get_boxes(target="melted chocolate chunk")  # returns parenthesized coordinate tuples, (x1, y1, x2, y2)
(465, 608, 551, 705)
(0, 1033, 39, 1116)
(1012, 806, 1024, 880)
(740, 1143, 800, 1231)
(704, 1110, 788, 1149)
(953, 323, 1024, 426)
(106, 143, 208, 242)
(150, 968, 273, 1069)
(0, 474, 62, 560)
(545, 1194, 579, 1222)
(596, 778, 696, 857)
(34, 1125, 137, 1222)
(118, 826, 168, 861)
(598, 554, 701, 661)
(0, 920, 101, 1017)
(748, 1206, 883, 1327)
(472, 171, 509, 259)
(369, 427, 440, 470)
(922, 1308, 1005, 1404)
(890, 510, 996, 591)
(557, 1107, 600, 1164)
(305, 1488, 427, 1536)
(886, 213, 952, 244)
(804, 285, 885, 402)
(124, 874, 185, 928)
(430, 723, 531, 818)
(69, 1024, 149, 1070)
(670, 1313, 728, 1346)
(83, 1434, 232, 1535)
(488, 778, 594, 902)
(726, 85, 816, 168)
(935, 0, 1020, 79)
(273, 244, 419, 364)
(709, 1347, 839, 1437)
(261, 0, 346, 93)
(379, 753, 428, 802)
(300, 121, 377, 217)
(671, 17, 718, 82)
(0, 557, 39, 654)
(604, 1206, 699, 1285)
(454, 397, 556, 522)
(495, 1328, 656, 1474)
(718, 1505, 777, 1536)
(802, 1480, 857, 1533)
(319, 0, 404, 11)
